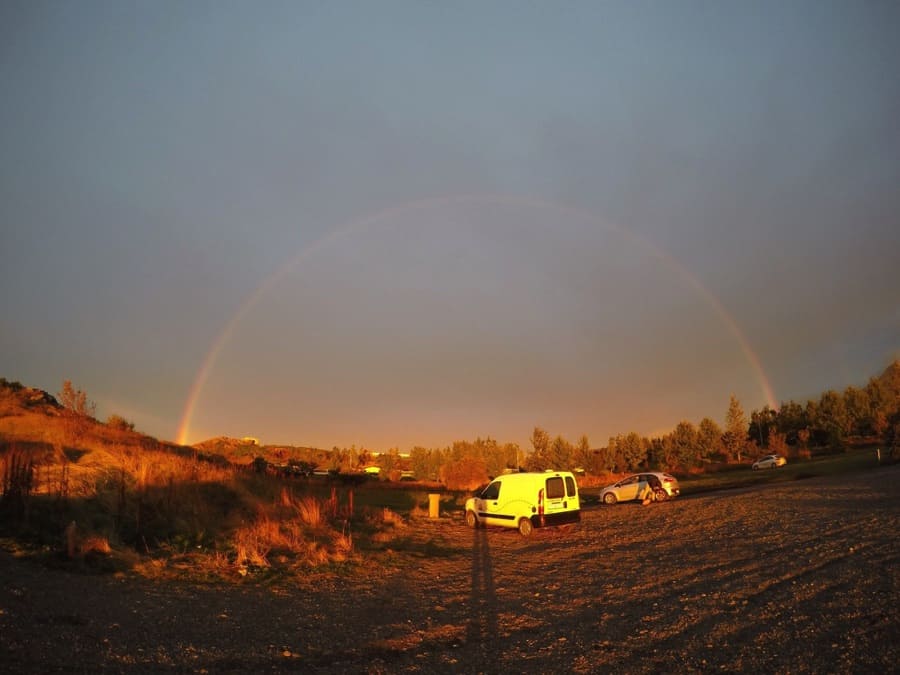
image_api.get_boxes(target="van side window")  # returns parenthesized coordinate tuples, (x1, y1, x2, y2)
(481, 481, 501, 500)
(565, 476, 577, 497)
(545, 476, 565, 499)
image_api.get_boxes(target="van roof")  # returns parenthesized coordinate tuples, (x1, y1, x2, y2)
(495, 470, 573, 480)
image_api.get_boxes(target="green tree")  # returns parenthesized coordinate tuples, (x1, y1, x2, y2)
(723, 394, 748, 463)
(885, 410, 900, 461)
(646, 438, 666, 470)
(525, 426, 551, 470)
(410, 446, 440, 481)
(843, 385, 871, 437)
(548, 435, 575, 470)
(749, 405, 777, 448)
(668, 421, 699, 469)
(697, 417, 723, 462)
(796, 428, 811, 458)
(590, 444, 614, 474)
(815, 390, 850, 450)
(500, 442, 522, 473)
(767, 428, 789, 457)
(775, 400, 807, 445)
(574, 434, 592, 471)
(440, 455, 487, 491)
(610, 432, 647, 472)
(377, 448, 401, 480)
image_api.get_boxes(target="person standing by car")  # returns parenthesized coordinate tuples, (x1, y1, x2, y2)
(640, 474, 664, 505)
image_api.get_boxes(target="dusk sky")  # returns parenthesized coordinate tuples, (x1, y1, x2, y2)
(2, 1, 898, 452)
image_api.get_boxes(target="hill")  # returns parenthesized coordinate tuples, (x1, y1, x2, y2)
(0, 378, 358, 576)
(191, 435, 327, 468)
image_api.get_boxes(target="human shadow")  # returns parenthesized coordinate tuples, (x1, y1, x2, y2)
(467, 523, 499, 661)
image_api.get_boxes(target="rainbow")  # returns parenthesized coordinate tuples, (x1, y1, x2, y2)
(176, 194, 777, 446)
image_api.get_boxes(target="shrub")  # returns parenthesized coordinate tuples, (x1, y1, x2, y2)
(0, 447, 34, 520)
(107, 414, 135, 432)
(440, 456, 488, 491)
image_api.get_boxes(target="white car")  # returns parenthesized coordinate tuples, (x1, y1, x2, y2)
(752, 454, 787, 470)
(599, 472, 680, 505)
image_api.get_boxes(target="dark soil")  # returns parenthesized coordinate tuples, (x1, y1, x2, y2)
(3, 465, 899, 673)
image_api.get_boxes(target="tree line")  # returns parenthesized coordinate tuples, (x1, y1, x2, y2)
(27, 360, 900, 489)
(374, 360, 900, 483)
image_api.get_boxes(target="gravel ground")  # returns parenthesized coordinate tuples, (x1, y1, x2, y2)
(2, 465, 899, 673)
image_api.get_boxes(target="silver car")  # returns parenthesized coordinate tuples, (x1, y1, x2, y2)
(599, 472, 680, 505)
(752, 454, 787, 470)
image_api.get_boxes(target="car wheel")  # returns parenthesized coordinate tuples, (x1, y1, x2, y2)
(603, 492, 617, 505)
(653, 488, 668, 502)
(518, 517, 534, 537)
(752, 465, 759, 470)
(465, 510, 478, 528)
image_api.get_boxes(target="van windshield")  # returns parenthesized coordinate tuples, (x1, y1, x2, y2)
(481, 481, 501, 500)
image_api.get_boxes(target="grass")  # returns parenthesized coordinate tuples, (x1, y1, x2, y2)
(676, 447, 885, 495)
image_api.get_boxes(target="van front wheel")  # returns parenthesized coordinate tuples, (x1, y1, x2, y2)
(518, 517, 534, 537)
(465, 511, 479, 528)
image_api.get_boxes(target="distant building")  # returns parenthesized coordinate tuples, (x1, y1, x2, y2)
(242, 436, 260, 446)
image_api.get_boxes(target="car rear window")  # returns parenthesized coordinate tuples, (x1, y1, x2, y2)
(565, 476, 577, 497)
(545, 476, 565, 499)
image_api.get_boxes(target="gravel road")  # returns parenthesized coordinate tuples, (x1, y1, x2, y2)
(2, 465, 898, 673)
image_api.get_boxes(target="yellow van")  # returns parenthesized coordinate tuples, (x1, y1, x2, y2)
(464, 471, 581, 536)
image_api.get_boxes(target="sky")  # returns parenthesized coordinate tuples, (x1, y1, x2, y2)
(2, 1, 899, 452)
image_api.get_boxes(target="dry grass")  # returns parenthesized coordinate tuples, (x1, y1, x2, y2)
(0, 394, 366, 580)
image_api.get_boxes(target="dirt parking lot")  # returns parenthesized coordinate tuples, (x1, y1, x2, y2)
(2, 465, 899, 673)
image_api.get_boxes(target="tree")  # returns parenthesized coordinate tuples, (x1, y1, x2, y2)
(767, 428, 789, 457)
(574, 434, 591, 471)
(548, 435, 575, 470)
(885, 410, 900, 461)
(697, 417, 723, 462)
(410, 446, 441, 481)
(525, 427, 551, 471)
(843, 386, 871, 437)
(749, 406, 777, 448)
(58, 380, 96, 443)
(815, 390, 850, 450)
(440, 455, 487, 491)
(377, 448, 401, 480)
(58, 380, 95, 418)
(606, 433, 647, 472)
(665, 422, 699, 469)
(591, 445, 615, 474)
(775, 400, 807, 445)
(796, 428, 811, 459)
(723, 394, 749, 462)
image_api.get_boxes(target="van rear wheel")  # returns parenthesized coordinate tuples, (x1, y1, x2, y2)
(465, 510, 478, 528)
(518, 517, 534, 537)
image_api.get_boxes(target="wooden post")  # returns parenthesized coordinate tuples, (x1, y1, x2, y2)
(428, 493, 440, 519)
